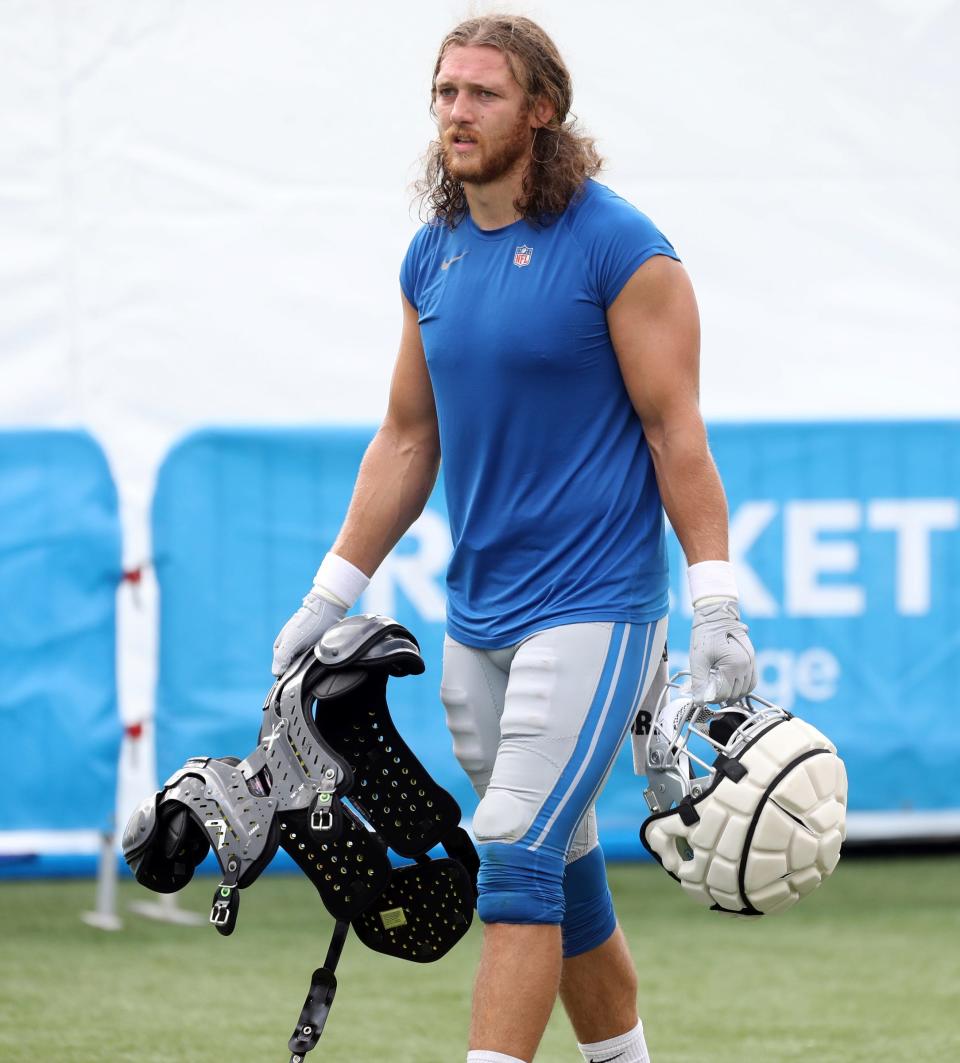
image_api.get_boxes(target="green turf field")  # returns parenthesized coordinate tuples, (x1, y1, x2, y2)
(2, 857, 958, 1062)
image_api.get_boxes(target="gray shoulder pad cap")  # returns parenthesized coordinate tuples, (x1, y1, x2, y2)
(122, 792, 160, 862)
(315, 613, 424, 676)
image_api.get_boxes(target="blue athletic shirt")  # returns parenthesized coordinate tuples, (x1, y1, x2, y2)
(399, 178, 678, 648)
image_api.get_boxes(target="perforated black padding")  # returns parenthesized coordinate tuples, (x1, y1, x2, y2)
(279, 806, 392, 922)
(351, 858, 475, 962)
(312, 676, 462, 858)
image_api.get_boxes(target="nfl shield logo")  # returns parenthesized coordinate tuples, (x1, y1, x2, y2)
(513, 244, 533, 268)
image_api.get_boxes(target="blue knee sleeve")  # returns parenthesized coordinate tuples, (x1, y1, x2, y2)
(561, 846, 616, 957)
(476, 842, 566, 924)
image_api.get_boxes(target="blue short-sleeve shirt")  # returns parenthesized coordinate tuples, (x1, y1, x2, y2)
(400, 179, 679, 647)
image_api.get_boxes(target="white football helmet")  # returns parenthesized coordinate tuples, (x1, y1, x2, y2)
(639, 675, 847, 916)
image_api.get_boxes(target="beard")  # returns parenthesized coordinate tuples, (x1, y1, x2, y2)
(440, 109, 533, 186)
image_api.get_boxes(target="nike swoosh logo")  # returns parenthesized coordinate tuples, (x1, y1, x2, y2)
(591, 1054, 625, 1062)
(440, 251, 468, 270)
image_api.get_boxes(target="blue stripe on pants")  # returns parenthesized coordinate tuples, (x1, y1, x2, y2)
(525, 621, 655, 857)
(476, 619, 660, 925)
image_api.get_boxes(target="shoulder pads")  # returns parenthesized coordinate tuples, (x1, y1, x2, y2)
(123, 613, 478, 1057)
(315, 613, 423, 675)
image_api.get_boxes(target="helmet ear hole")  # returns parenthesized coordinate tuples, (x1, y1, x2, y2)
(675, 837, 694, 862)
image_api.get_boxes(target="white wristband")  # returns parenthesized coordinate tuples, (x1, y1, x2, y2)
(313, 552, 370, 610)
(688, 560, 738, 605)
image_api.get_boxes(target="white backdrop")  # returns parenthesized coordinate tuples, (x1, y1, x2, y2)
(1, 0, 958, 837)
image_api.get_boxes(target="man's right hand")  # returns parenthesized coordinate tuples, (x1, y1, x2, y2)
(271, 589, 347, 676)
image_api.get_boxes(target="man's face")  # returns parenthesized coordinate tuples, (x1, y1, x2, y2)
(434, 45, 535, 186)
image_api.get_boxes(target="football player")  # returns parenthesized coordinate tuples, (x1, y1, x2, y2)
(273, 15, 756, 1063)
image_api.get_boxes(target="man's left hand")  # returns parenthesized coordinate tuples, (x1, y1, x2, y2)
(689, 597, 757, 704)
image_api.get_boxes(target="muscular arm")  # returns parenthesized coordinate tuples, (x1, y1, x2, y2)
(607, 255, 727, 566)
(331, 294, 441, 576)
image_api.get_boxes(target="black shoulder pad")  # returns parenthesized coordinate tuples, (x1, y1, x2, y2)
(312, 667, 367, 700)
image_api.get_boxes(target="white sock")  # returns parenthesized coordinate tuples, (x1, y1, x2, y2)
(467, 1053, 527, 1063)
(578, 1019, 650, 1063)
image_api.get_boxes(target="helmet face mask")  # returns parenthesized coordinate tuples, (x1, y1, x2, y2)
(643, 679, 790, 813)
(640, 674, 848, 916)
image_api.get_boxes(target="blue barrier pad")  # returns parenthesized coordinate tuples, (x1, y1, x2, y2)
(666, 422, 960, 813)
(153, 424, 960, 854)
(152, 428, 402, 772)
(0, 430, 122, 835)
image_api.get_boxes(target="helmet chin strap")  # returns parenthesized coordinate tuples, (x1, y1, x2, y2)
(123, 614, 479, 1061)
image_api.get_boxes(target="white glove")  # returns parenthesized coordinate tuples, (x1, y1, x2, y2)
(272, 552, 370, 676)
(689, 597, 757, 704)
(271, 588, 346, 676)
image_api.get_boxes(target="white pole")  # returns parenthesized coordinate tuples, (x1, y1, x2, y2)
(81, 829, 122, 931)
(129, 890, 206, 926)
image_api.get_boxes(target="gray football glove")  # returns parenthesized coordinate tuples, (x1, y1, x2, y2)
(271, 588, 346, 676)
(689, 597, 757, 704)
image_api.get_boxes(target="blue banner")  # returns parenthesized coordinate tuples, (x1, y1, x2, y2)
(0, 430, 122, 833)
(602, 422, 960, 844)
(152, 424, 960, 852)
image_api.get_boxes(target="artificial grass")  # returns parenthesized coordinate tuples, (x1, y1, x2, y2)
(1, 857, 958, 1062)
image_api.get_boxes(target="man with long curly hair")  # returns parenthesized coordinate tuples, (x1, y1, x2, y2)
(273, 15, 756, 1063)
